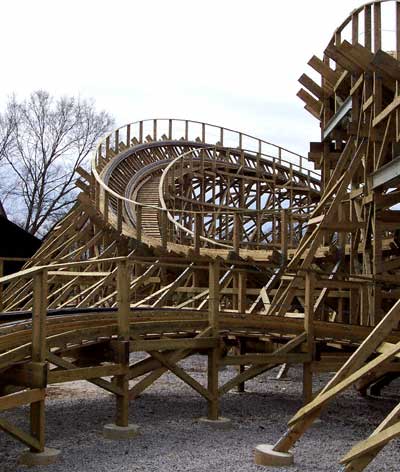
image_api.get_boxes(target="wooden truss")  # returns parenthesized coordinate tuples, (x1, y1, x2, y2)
(2, 2, 400, 468)
(256, 1, 400, 470)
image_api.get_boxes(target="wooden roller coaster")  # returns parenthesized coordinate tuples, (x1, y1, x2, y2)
(1, 0, 400, 469)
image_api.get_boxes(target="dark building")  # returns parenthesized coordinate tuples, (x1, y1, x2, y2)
(0, 213, 41, 276)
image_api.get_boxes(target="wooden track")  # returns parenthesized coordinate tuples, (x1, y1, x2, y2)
(2, 2, 400, 469)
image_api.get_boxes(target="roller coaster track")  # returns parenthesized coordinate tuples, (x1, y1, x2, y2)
(3, 1, 400, 468)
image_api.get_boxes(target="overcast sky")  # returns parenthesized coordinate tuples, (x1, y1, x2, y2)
(0, 1, 381, 156)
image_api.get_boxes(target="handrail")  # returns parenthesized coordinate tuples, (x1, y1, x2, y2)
(93, 145, 317, 250)
(158, 148, 316, 249)
(92, 118, 312, 171)
(93, 144, 318, 215)
(329, 0, 399, 56)
(89, 118, 320, 250)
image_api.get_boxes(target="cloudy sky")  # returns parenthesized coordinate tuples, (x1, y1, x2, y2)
(0, 1, 386, 156)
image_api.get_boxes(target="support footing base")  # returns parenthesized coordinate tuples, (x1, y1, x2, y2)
(19, 447, 60, 466)
(103, 423, 139, 440)
(254, 444, 294, 467)
(198, 416, 232, 429)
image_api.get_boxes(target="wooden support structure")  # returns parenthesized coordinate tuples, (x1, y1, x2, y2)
(2, 3, 400, 468)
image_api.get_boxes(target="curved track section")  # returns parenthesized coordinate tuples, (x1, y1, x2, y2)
(91, 119, 320, 257)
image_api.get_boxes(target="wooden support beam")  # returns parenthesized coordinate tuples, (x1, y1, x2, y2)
(303, 271, 315, 404)
(30, 270, 48, 453)
(149, 350, 212, 401)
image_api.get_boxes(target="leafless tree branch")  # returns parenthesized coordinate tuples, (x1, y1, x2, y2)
(0, 90, 114, 236)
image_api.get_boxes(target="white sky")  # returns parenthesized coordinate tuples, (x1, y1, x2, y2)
(0, 1, 375, 156)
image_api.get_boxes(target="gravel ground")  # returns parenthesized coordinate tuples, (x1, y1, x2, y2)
(1, 355, 400, 472)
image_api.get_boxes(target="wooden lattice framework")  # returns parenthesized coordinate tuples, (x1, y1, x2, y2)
(1, 1, 400, 469)
(255, 1, 400, 470)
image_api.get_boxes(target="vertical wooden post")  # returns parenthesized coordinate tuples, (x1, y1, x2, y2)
(303, 271, 315, 405)
(237, 271, 247, 393)
(126, 124, 131, 146)
(194, 213, 202, 255)
(139, 121, 143, 143)
(397, 2, 400, 60)
(95, 180, 100, 210)
(115, 260, 130, 428)
(117, 199, 123, 233)
(208, 261, 220, 336)
(160, 210, 168, 249)
(136, 205, 142, 243)
(352, 13, 359, 45)
(233, 213, 241, 255)
(103, 191, 109, 224)
(373, 217, 382, 325)
(153, 119, 157, 141)
(185, 120, 189, 140)
(117, 260, 130, 340)
(364, 4, 372, 50)
(280, 209, 288, 264)
(105, 135, 111, 159)
(373, 2, 381, 52)
(238, 271, 247, 314)
(30, 269, 48, 452)
(0, 259, 3, 312)
(237, 339, 246, 393)
(208, 260, 220, 420)
(168, 119, 172, 140)
(115, 129, 119, 154)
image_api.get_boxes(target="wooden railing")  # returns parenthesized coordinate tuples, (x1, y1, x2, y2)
(158, 149, 314, 252)
(330, 0, 400, 56)
(91, 118, 315, 175)
(89, 120, 320, 252)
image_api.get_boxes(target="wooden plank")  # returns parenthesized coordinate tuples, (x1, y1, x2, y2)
(220, 353, 310, 366)
(130, 337, 219, 352)
(308, 55, 340, 87)
(0, 389, 45, 412)
(48, 364, 125, 383)
(372, 96, 400, 128)
(288, 341, 400, 426)
(149, 350, 212, 401)
(0, 418, 41, 450)
(47, 352, 123, 395)
(298, 74, 326, 99)
(341, 421, 400, 464)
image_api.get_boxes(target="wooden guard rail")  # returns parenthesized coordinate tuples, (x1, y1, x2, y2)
(91, 141, 318, 252)
(158, 148, 314, 252)
(330, 0, 400, 57)
(89, 119, 320, 250)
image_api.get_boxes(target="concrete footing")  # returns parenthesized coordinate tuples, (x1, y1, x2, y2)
(254, 444, 294, 466)
(19, 447, 60, 466)
(103, 423, 139, 440)
(198, 416, 232, 429)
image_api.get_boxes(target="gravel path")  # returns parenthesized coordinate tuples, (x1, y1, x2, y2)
(1, 355, 400, 472)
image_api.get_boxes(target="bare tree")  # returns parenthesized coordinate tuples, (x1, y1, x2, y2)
(0, 91, 114, 236)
